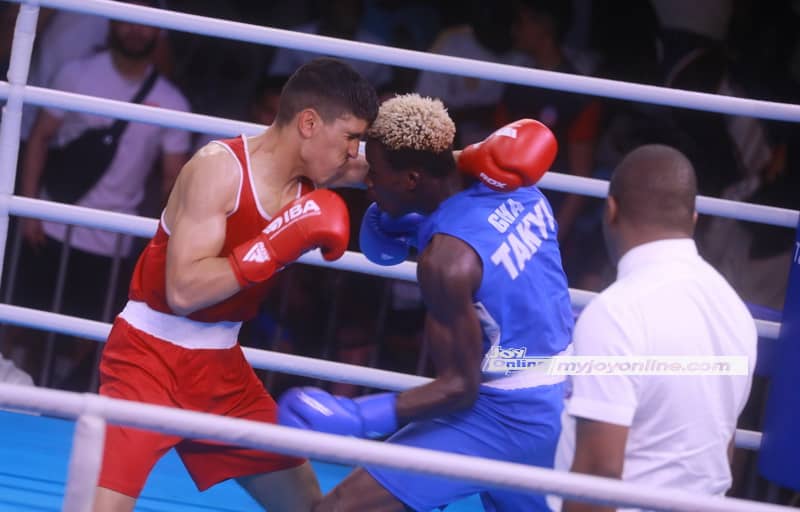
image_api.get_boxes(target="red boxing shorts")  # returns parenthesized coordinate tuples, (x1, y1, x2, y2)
(98, 317, 305, 498)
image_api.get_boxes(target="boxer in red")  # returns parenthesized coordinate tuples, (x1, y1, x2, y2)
(93, 57, 377, 512)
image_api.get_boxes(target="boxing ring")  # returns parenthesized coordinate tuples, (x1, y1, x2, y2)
(0, 0, 798, 510)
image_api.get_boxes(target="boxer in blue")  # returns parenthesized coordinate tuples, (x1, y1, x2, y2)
(278, 94, 573, 511)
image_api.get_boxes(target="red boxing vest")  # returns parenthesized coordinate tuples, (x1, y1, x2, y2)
(128, 135, 313, 323)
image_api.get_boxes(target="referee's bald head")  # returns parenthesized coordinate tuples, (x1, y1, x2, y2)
(608, 144, 697, 235)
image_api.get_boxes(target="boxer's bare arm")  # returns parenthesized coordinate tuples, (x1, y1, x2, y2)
(164, 144, 242, 316)
(395, 234, 484, 422)
(564, 418, 628, 512)
(326, 153, 369, 188)
(160, 151, 188, 201)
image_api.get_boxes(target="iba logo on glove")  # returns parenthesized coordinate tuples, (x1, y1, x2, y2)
(265, 199, 322, 237)
(242, 241, 270, 263)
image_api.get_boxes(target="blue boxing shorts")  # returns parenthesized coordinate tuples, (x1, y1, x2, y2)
(366, 383, 564, 512)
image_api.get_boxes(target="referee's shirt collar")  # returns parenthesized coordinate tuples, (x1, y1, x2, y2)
(617, 238, 698, 279)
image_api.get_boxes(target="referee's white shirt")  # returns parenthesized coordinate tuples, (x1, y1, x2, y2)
(550, 238, 757, 511)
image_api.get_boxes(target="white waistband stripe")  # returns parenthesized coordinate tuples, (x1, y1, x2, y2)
(118, 301, 241, 350)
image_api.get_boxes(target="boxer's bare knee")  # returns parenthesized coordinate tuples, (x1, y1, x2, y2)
(238, 461, 321, 511)
(93, 486, 135, 512)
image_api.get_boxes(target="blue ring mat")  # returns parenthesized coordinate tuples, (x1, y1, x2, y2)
(0, 410, 483, 511)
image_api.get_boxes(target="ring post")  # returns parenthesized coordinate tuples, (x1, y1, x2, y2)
(62, 414, 106, 512)
(0, 2, 39, 286)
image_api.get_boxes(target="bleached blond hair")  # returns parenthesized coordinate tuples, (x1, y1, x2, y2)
(368, 93, 456, 153)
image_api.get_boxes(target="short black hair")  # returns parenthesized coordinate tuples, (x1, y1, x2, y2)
(609, 144, 697, 232)
(274, 58, 379, 127)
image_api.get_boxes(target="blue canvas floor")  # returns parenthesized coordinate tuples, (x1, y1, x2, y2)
(0, 410, 483, 511)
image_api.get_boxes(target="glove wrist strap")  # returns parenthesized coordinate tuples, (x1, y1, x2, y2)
(355, 393, 398, 437)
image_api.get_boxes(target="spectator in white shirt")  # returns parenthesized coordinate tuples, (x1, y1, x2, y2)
(19, 9, 109, 141)
(553, 144, 757, 512)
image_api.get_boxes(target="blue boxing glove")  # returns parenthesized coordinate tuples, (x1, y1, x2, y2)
(359, 202, 425, 266)
(278, 387, 398, 438)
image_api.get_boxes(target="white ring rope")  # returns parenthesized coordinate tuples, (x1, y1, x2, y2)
(0, 384, 785, 511)
(0, 303, 764, 451)
(0, 82, 265, 136)
(2, 198, 784, 339)
(4, 0, 800, 123)
(1, 83, 797, 229)
(536, 172, 800, 228)
(10, 195, 158, 238)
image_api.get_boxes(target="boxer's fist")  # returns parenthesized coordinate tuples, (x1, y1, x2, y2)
(278, 387, 398, 438)
(228, 189, 349, 286)
(459, 119, 557, 191)
(359, 202, 425, 266)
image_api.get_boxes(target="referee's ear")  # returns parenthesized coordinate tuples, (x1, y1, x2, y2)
(602, 195, 622, 265)
(604, 195, 619, 227)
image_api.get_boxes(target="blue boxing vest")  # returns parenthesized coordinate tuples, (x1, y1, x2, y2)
(759, 224, 800, 489)
(417, 182, 573, 382)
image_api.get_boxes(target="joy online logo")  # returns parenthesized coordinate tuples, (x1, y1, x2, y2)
(483, 348, 749, 376)
(482, 346, 549, 375)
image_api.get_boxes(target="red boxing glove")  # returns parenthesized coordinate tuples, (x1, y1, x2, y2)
(458, 119, 557, 191)
(228, 189, 349, 287)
